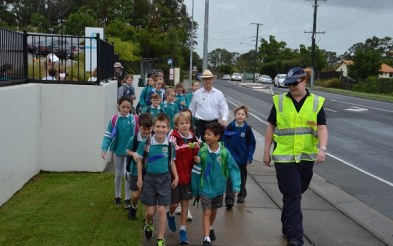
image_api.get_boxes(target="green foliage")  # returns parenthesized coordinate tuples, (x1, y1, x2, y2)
(30, 13, 51, 33)
(348, 47, 381, 80)
(0, 172, 143, 245)
(352, 77, 393, 95)
(108, 37, 140, 62)
(315, 78, 342, 89)
(64, 8, 98, 36)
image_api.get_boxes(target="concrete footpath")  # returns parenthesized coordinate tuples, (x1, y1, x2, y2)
(137, 128, 393, 246)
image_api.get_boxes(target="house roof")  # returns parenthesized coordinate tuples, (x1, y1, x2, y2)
(379, 63, 393, 73)
(341, 60, 353, 65)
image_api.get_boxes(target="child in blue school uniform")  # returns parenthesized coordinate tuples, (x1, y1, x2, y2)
(101, 96, 137, 207)
(137, 113, 179, 246)
(222, 105, 256, 208)
(162, 87, 179, 129)
(185, 80, 200, 108)
(174, 83, 187, 110)
(142, 93, 165, 119)
(191, 122, 241, 246)
(125, 113, 153, 220)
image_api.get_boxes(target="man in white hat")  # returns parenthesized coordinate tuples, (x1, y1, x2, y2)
(113, 62, 128, 87)
(189, 69, 229, 140)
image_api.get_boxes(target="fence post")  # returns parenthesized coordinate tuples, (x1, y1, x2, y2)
(23, 30, 28, 81)
(96, 33, 100, 85)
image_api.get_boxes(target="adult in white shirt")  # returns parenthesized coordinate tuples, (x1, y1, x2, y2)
(189, 69, 229, 140)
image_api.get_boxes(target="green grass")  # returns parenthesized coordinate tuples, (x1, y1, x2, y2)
(0, 172, 143, 246)
(312, 86, 393, 103)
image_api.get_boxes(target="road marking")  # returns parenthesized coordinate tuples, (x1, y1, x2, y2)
(340, 101, 393, 113)
(324, 108, 337, 112)
(226, 97, 393, 188)
(344, 106, 369, 112)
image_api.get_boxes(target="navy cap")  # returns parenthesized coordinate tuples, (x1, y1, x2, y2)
(283, 67, 307, 85)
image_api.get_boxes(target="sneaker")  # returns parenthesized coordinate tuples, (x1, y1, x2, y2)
(157, 238, 166, 246)
(166, 211, 177, 232)
(144, 222, 154, 239)
(202, 239, 211, 246)
(124, 199, 131, 209)
(128, 206, 137, 220)
(237, 197, 245, 203)
(187, 210, 193, 221)
(175, 205, 182, 215)
(209, 229, 216, 241)
(114, 197, 121, 206)
(178, 229, 189, 244)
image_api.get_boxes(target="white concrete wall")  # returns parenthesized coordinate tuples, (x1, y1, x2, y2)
(0, 81, 118, 205)
(0, 84, 41, 206)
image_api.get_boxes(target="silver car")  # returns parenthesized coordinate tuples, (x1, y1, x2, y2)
(231, 73, 242, 81)
(222, 74, 231, 80)
(258, 75, 272, 84)
(274, 74, 287, 87)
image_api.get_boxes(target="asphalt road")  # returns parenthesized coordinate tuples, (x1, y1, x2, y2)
(214, 79, 393, 220)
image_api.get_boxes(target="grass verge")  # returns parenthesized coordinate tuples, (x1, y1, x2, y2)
(312, 86, 393, 103)
(0, 172, 143, 246)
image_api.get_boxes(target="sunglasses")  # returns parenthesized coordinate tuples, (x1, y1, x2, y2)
(289, 79, 304, 87)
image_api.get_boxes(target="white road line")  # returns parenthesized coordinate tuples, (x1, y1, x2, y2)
(227, 97, 393, 188)
(339, 100, 393, 113)
(324, 108, 338, 112)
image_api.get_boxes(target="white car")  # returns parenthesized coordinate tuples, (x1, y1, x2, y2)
(274, 74, 287, 87)
(222, 74, 231, 80)
(258, 75, 272, 84)
(231, 73, 242, 81)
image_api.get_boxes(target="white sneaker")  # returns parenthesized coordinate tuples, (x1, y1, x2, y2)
(187, 210, 193, 221)
(175, 206, 182, 215)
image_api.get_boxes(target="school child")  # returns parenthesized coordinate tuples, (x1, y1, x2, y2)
(146, 77, 166, 107)
(222, 105, 256, 208)
(125, 113, 153, 220)
(142, 93, 165, 119)
(101, 96, 137, 207)
(137, 114, 179, 246)
(185, 80, 200, 107)
(191, 122, 241, 246)
(162, 87, 179, 129)
(118, 74, 136, 100)
(166, 112, 200, 244)
(180, 109, 197, 135)
(137, 75, 155, 113)
(174, 83, 187, 110)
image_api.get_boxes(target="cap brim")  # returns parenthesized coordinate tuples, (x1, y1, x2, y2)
(283, 77, 298, 85)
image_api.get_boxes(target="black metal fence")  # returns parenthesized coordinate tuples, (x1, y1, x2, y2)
(1, 27, 116, 87)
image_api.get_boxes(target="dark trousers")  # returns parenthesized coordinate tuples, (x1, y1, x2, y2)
(196, 119, 218, 141)
(275, 161, 314, 245)
(225, 164, 247, 205)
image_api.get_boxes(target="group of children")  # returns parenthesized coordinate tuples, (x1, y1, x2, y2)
(101, 74, 256, 246)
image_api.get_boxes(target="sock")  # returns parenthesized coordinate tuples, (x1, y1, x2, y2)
(180, 225, 186, 231)
(210, 226, 213, 230)
(167, 209, 175, 217)
(204, 237, 211, 242)
(132, 204, 138, 209)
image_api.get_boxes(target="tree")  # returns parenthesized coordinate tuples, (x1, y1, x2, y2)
(348, 47, 381, 80)
(64, 8, 97, 36)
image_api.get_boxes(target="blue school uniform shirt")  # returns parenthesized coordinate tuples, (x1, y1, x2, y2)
(136, 135, 176, 174)
(141, 105, 165, 118)
(185, 92, 193, 108)
(162, 101, 178, 129)
(126, 132, 148, 176)
(175, 93, 187, 110)
(101, 113, 136, 155)
(140, 85, 153, 109)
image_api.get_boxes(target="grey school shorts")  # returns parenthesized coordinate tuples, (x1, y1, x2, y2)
(126, 174, 138, 192)
(171, 184, 193, 204)
(141, 172, 171, 206)
(200, 194, 224, 211)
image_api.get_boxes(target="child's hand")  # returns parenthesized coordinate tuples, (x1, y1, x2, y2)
(194, 156, 201, 163)
(137, 179, 143, 191)
(101, 152, 107, 160)
(171, 177, 179, 188)
(132, 152, 139, 161)
(180, 101, 186, 106)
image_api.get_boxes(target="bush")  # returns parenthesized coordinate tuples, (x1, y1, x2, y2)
(315, 78, 341, 88)
(352, 77, 393, 95)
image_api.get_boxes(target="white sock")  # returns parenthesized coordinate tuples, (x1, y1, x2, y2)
(180, 225, 186, 231)
(204, 237, 211, 242)
(210, 226, 213, 230)
(167, 209, 174, 217)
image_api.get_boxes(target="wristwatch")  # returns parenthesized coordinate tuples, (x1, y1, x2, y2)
(320, 146, 327, 152)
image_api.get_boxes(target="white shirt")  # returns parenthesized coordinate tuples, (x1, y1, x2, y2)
(189, 86, 229, 121)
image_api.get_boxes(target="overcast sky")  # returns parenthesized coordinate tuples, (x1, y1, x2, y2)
(184, 0, 393, 57)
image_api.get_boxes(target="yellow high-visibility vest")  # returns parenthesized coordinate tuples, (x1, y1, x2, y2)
(272, 93, 325, 163)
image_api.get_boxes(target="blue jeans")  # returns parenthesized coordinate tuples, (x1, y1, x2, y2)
(275, 161, 314, 245)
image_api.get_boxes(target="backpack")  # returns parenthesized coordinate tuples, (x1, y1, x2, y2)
(198, 142, 228, 188)
(110, 114, 139, 140)
(225, 123, 252, 145)
(126, 134, 139, 173)
(141, 135, 173, 178)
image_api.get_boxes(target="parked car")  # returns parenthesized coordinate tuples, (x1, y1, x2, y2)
(274, 74, 287, 87)
(231, 73, 242, 81)
(258, 75, 272, 84)
(222, 74, 231, 80)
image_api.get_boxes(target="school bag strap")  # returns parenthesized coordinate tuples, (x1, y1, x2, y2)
(141, 135, 173, 177)
(110, 114, 119, 138)
(199, 142, 228, 188)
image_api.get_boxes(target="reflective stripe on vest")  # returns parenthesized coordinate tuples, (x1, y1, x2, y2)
(272, 93, 324, 163)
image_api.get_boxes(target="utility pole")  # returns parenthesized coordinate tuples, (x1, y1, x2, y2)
(305, 0, 325, 86)
(188, 0, 194, 87)
(251, 23, 262, 83)
(202, 0, 209, 71)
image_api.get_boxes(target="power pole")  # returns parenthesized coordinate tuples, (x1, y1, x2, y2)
(305, 0, 326, 85)
(202, 0, 209, 71)
(251, 23, 262, 83)
(188, 0, 194, 87)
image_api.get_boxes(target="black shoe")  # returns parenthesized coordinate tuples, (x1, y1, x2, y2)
(225, 198, 234, 209)
(287, 240, 302, 246)
(202, 239, 211, 246)
(226, 204, 233, 210)
(237, 197, 245, 203)
(209, 229, 216, 241)
(128, 206, 137, 220)
(124, 199, 131, 209)
(114, 197, 121, 206)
